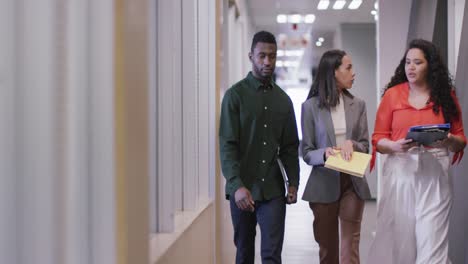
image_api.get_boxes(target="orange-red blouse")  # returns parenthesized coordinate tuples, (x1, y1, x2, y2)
(371, 82, 466, 170)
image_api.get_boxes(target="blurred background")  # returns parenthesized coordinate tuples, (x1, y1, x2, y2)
(1, 0, 468, 263)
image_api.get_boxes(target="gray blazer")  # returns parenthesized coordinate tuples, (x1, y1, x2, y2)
(301, 92, 371, 203)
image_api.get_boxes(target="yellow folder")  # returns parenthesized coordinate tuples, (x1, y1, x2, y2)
(324, 150, 371, 177)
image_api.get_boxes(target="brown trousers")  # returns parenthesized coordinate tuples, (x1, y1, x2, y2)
(309, 173, 365, 264)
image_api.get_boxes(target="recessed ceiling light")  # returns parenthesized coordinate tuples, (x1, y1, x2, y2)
(296, 50, 305, 56)
(316, 41, 323, 47)
(374, 2, 379, 10)
(371, 10, 377, 15)
(284, 61, 300, 67)
(285, 50, 304, 57)
(288, 14, 302, 24)
(374, 14, 378, 21)
(304, 14, 316, 23)
(277, 14, 287, 23)
(348, 0, 362, 9)
(318, 37, 324, 42)
(317, 0, 330, 10)
(333, 0, 347, 10)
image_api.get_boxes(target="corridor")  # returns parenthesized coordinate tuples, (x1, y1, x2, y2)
(3, 1, 468, 264)
(255, 161, 377, 264)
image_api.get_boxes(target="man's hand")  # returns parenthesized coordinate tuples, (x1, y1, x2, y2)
(286, 186, 298, 204)
(234, 187, 255, 212)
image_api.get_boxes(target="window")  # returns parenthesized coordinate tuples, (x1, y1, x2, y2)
(150, 0, 216, 234)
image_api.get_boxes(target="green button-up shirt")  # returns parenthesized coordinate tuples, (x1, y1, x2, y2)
(219, 72, 300, 201)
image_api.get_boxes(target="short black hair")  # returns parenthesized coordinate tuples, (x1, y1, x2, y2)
(251, 31, 277, 52)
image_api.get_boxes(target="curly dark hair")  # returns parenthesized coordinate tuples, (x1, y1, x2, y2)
(383, 39, 458, 123)
(307, 49, 347, 109)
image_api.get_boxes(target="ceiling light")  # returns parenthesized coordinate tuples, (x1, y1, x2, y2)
(374, 2, 378, 10)
(284, 61, 299, 67)
(333, 0, 347, 10)
(277, 14, 287, 23)
(285, 50, 294, 57)
(317, 0, 330, 10)
(285, 50, 304, 57)
(304, 14, 316, 23)
(318, 37, 324, 42)
(348, 0, 362, 9)
(374, 14, 378, 21)
(298, 50, 305, 56)
(316, 41, 322, 47)
(288, 14, 302, 24)
(371, 10, 377, 15)
(296, 50, 305, 56)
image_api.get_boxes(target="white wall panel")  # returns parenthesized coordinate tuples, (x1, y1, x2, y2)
(15, 1, 58, 263)
(0, 0, 16, 263)
(198, 0, 211, 201)
(207, 0, 217, 199)
(156, 0, 178, 232)
(182, 0, 199, 210)
(88, 0, 116, 263)
(149, 0, 158, 234)
(65, 0, 91, 263)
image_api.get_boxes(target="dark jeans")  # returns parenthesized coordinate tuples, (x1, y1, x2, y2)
(230, 196, 286, 264)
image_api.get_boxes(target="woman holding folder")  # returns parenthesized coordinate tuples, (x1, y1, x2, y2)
(301, 50, 371, 264)
(368, 39, 466, 263)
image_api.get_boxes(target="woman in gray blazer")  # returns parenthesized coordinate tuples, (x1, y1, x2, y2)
(301, 50, 371, 264)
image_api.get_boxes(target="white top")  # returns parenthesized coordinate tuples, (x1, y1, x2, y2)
(330, 95, 346, 146)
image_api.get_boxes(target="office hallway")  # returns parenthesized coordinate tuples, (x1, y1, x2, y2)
(255, 161, 377, 263)
(5, 1, 468, 263)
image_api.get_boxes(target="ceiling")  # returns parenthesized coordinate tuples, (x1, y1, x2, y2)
(247, 0, 376, 35)
(245, 0, 377, 85)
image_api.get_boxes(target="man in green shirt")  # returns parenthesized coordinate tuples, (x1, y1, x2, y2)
(219, 31, 300, 264)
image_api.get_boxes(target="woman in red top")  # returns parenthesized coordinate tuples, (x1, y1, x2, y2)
(368, 39, 466, 264)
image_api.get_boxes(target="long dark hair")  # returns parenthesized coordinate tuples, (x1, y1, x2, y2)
(384, 39, 458, 123)
(306, 49, 347, 109)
